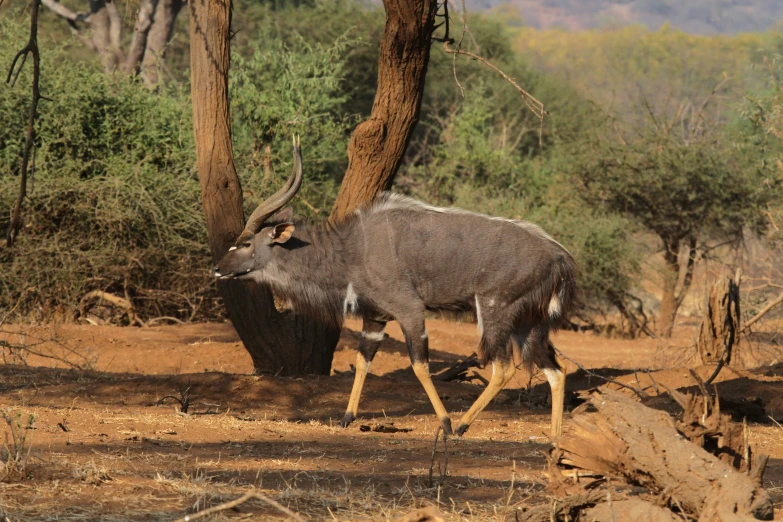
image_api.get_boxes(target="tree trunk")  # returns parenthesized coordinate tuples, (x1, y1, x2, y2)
(658, 236, 697, 337)
(697, 272, 740, 365)
(189, 0, 339, 375)
(123, 0, 158, 76)
(191, 0, 437, 375)
(329, 0, 439, 221)
(140, 0, 184, 86)
(88, 0, 124, 72)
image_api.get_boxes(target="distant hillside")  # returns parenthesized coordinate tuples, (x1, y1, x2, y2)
(467, 0, 783, 34)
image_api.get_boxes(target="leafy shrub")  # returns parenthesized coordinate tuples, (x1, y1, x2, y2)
(0, 21, 356, 322)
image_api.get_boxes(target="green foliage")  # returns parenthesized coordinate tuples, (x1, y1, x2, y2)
(0, 23, 210, 321)
(568, 109, 776, 248)
(231, 34, 359, 217)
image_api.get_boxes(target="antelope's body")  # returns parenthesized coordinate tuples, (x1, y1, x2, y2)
(215, 139, 577, 437)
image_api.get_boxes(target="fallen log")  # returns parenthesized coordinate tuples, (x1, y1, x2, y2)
(433, 353, 480, 382)
(552, 391, 773, 521)
(510, 490, 605, 522)
(583, 499, 681, 522)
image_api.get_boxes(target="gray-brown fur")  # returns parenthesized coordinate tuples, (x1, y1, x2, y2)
(215, 140, 577, 437)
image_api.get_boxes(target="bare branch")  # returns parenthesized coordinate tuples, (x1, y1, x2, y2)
(6, 0, 41, 248)
(742, 291, 783, 332)
(172, 490, 305, 522)
(442, 32, 546, 145)
(40, 0, 90, 29)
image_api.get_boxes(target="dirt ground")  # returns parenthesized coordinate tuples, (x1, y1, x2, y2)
(1, 317, 783, 521)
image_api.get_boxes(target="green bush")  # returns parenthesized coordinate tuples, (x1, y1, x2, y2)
(0, 21, 357, 322)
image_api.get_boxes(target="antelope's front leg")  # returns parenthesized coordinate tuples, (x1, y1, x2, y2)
(340, 318, 386, 428)
(401, 321, 453, 436)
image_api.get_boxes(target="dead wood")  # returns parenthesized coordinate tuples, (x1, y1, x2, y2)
(509, 490, 605, 522)
(433, 352, 480, 382)
(171, 489, 304, 522)
(582, 499, 682, 522)
(358, 422, 412, 433)
(78, 290, 143, 327)
(392, 506, 446, 522)
(553, 391, 773, 521)
(742, 291, 783, 333)
(698, 272, 740, 383)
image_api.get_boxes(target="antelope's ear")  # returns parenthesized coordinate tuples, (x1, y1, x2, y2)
(269, 223, 295, 244)
(273, 207, 294, 223)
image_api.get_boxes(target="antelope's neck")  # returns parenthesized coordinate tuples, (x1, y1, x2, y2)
(268, 223, 350, 303)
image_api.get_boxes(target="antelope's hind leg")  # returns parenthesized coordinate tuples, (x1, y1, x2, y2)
(454, 355, 515, 437)
(454, 313, 515, 437)
(540, 342, 565, 438)
(340, 316, 386, 428)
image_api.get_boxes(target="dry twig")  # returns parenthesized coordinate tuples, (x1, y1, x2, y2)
(6, 0, 42, 247)
(172, 489, 304, 522)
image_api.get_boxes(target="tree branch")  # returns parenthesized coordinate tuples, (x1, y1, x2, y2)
(6, 0, 41, 248)
(742, 291, 783, 333)
(172, 490, 304, 522)
(40, 0, 89, 29)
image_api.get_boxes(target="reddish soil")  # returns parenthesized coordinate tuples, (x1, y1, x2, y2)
(1, 318, 782, 520)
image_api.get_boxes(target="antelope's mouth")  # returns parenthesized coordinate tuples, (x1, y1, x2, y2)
(214, 268, 253, 279)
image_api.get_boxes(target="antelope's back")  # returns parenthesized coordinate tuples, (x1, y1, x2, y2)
(354, 195, 574, 312)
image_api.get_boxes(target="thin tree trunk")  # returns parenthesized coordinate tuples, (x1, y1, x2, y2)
(123, 0, 158, 76)
(140, 0, 183, 86)
(658, 238, 680, 338)
(329, 0, 439, 221)
(658, 236, 697, 338)
(189, 0, 340, 375)
(88, 0, 123, 72)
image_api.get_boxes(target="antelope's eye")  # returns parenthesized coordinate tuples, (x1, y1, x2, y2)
(242, 242, 251, 248)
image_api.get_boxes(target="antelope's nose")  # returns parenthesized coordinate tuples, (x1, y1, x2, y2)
(213, 266, 220, 274)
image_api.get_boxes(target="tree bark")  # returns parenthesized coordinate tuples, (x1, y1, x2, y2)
(88, 0, 124, 72)
(329, 0, 439, 221)
(189, 0, 340, 375)
(658, 236, 697, 337)
(123, 0, 158, 76)
(140, 0, 183, 86)
(553, 391, 773, 521)
(697, 273, 740, 365)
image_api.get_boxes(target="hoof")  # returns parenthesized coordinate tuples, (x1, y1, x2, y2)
(440, 417, 453, 436)
(455, 423, 470, 437)
(340, 412, 354, 428)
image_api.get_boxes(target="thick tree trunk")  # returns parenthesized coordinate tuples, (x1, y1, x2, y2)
(140, 0, 184, 86)
(191, 0, 437, 374)
(658, 236, 697, 337)
(189, 0, 339, 375)
(329, 0, 439, 221)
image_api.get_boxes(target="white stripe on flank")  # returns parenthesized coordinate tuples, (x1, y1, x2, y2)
(369, 193, 570, 254)
(343, 283, 359, 315)
(475, 296, 484, 336)
(548, 295, 561, 318)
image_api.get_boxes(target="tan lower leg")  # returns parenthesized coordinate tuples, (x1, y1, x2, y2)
(343, 353, 370, 422)
(543, 367, 565, 437)
(412, 362, 452, 431)
(456, 360, 514, 434)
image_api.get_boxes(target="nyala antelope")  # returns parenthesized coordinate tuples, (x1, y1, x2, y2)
(215, 138, 577, 437)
